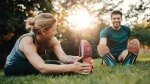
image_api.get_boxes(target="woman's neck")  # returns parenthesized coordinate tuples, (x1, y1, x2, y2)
(36, 34, 45, 44)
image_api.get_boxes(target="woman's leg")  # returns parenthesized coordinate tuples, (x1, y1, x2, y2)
(44, 51, 62, 64)
(4, 60, 39, 76)
(4, 53, 62, 76)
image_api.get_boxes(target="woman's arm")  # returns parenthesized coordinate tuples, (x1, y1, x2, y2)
(47, 37, 78, 64)
(19, 36, 91, 74)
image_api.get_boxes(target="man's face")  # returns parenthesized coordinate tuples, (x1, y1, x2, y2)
(111, 14, 122, 29)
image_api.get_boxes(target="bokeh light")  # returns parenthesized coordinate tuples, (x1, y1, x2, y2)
(65, 6, 99, 31)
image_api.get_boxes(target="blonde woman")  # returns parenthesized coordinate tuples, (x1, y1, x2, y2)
(4, 13, 92, 76)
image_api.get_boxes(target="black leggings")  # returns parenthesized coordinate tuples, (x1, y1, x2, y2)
(4, 53, 61, 76)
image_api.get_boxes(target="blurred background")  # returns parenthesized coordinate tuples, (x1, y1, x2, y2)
(0, 0, 150, 68)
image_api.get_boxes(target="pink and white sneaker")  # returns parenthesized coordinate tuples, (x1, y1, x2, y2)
(79, 40, 93, 72)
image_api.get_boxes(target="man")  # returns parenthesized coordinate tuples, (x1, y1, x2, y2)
(97, 10, 140, 67)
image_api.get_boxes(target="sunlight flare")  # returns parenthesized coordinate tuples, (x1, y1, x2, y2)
(66, 7, 98, 31)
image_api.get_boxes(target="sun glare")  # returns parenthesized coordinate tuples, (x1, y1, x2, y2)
(66, 7, 98, 31)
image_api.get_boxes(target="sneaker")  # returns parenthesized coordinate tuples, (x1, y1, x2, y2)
(123, 39, 140, 65)
(127, 39, 140, 55)
(79, 40, 93, 72)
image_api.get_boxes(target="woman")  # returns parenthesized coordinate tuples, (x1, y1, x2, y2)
(4, 13, 92, 76)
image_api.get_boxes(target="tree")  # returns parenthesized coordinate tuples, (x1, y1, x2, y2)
(131, 22, 150, 46)
(0, 0, 54, 68)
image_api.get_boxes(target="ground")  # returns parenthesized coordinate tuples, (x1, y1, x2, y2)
(0, 53, 150, 84)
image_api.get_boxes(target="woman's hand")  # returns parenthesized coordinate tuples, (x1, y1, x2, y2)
(72, 62, 92, 75)
(71, 56, 92, 75)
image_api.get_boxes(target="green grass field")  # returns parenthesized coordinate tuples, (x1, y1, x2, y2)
(0, 53, 150, 84)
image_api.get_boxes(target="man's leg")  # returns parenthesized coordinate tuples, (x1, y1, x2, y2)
(118, 50, 128, 62)
(122, 39, 140, 65)
(97, 44, 116, 67)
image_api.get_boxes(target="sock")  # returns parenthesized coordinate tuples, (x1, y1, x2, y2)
(102, 53, 116, 67)
(123, 52, 137, 66)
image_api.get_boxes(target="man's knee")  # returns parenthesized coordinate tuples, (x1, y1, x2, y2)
(97, 44, 109, 57)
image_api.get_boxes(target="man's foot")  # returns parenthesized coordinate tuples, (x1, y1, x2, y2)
(127, 39, 140, 55)
(123, 39, 140, 65)
(122, 52, 137, 65)
(79, 40, 93, 72)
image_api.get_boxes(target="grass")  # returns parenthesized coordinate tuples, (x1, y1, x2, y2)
(0, 53, 150, 84)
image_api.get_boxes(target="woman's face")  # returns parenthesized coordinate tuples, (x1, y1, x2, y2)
(44, 22, 57, 40)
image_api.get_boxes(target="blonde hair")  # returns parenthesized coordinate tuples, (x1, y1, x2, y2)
(26, 13, 56, 33)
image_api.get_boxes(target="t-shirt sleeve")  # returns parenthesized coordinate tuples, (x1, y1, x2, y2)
(100, 28, 108, 38)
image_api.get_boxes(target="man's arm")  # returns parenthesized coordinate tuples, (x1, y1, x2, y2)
(97, 38, 109, 57)
(97, 28, 114, 57)
(97, 37, 116, 63)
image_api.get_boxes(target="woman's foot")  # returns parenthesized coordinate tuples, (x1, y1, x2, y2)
(79, 40, 93, 72)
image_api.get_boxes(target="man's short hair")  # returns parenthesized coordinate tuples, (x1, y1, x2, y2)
(111, 10, 122, 18)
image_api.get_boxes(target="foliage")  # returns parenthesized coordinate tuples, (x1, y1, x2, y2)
(0, 0, 54, 68)
(131, 24, 150, 45)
